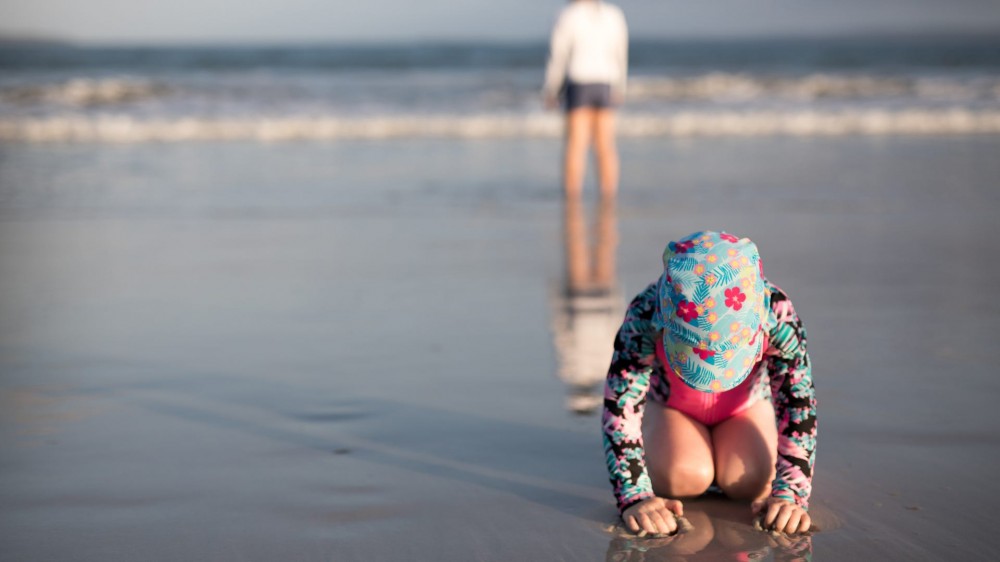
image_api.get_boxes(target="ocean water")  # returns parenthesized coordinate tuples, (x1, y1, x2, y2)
(2, 36, 1000, 141)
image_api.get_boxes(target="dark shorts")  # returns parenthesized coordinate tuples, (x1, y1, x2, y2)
(564, 82, 614, 111)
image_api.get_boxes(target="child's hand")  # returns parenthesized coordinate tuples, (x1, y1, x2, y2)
(751, 497, 811, 534)
(621, 497, 684, 536)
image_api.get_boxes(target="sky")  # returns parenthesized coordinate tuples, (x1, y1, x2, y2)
(2, 0, 1000, 43)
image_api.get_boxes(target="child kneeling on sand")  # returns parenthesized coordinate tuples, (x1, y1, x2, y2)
(603, 231, 816, 535)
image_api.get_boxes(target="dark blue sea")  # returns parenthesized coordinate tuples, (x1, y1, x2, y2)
(2, 36, 999, 141)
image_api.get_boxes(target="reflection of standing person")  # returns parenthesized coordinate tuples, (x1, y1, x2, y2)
(550, 198, 623, 414)
(603, 232, 816, 537)
(543, 0, 628, 199)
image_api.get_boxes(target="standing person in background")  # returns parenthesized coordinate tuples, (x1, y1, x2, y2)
(543, 0, 629, 199)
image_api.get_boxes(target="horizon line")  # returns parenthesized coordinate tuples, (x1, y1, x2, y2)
(2, 26, 999, 48)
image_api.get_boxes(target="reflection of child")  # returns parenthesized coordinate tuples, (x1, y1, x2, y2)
(602, 231, 816, 535)
(550, 198, 623, 415)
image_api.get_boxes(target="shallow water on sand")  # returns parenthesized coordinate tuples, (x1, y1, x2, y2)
(2, 136, 999, 560)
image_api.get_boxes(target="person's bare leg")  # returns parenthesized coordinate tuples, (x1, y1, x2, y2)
(564, 108, 594, 197)
(593, 108, 619, 199)
(642, 403, 715, 498)
(711, 399, 779, 501)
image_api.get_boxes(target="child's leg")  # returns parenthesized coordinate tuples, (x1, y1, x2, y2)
(563, 108, 594, 197)
(592, 108, 619, 198)
(710, 399, 778, 501)
(642, 403, 715, 498)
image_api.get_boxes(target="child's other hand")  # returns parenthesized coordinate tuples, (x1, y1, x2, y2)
(621, 497, 684, 536)
(751, 497, 811, 534)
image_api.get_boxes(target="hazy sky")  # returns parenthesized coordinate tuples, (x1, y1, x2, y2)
(3, 0, 1000, 43)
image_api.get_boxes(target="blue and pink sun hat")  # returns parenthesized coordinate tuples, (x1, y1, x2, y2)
(654, 231, 773, 393)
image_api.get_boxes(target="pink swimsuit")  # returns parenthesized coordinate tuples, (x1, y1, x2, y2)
(655, 339, 761, 427)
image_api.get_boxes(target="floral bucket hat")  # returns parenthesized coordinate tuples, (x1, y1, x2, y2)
(654, 231, 772, 393)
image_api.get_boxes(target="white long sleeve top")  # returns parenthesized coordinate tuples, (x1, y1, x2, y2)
(543, 1, 629, 98)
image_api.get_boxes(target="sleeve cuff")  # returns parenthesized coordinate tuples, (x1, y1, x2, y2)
(769, 491, 808, 510)
(618, 490, 656, 515)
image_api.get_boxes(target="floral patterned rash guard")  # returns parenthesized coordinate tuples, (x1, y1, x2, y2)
(602, 279, 816, 514)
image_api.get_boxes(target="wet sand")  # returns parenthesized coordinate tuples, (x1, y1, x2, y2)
(2, 136, 999, 560)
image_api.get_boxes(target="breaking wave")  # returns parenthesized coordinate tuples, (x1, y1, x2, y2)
(627, 73, 1000, 102)
(3, 109, 1000, 142)
(4, 73, 998, 112)
(0, 78, 170, 107)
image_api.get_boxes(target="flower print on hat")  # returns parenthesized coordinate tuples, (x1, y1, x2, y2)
(656, 231, 772, 393)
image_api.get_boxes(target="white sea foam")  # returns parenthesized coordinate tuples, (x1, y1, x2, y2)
(5, 73, 996, 113)
(0, 78, 169, 107)
(627, 73, 999, 102)
(2, 109, 1000, 143)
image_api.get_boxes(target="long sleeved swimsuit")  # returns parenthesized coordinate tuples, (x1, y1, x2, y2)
(602, 279, 817, 513)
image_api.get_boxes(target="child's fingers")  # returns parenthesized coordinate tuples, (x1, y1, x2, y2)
(773, 506, 794, 534)
(782, 511, 802, 534)
(647, 511, 672, 535)
(663, 511, 678, 534)
(644, 512, 665, 535)
(623, 499, 687, 537)
(659, 510, 679, 534)
(764, 501, 784, 527)
(797, 513, 812, 534)
(665, 499, 684, 517)
(637, 513, 658, 534)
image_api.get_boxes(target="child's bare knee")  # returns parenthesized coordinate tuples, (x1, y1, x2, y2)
(717, 465, 774, 500)
(652, 462, 714, 498)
